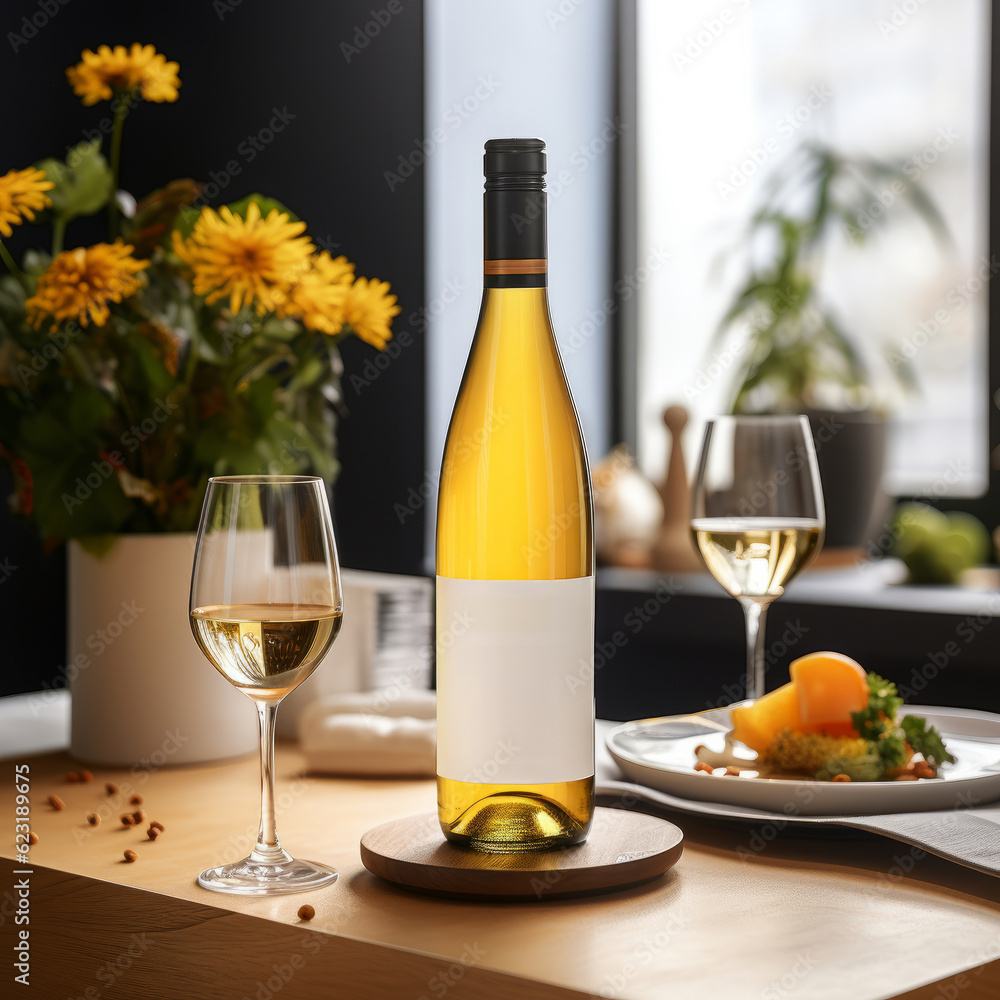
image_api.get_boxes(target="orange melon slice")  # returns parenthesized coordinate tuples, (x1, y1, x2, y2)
(729, 682, 801, 754)
(729, 652, 871, 752)
(790, 652, 869, 728)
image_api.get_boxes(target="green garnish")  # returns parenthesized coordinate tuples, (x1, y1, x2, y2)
(901, 715, 957, 766)
(847, 672, 955, 776)
(872, 727, 909, 771)
(850, 673, 907, 770)
(816, 753, 884, 782)
(851, 673, 904, 732)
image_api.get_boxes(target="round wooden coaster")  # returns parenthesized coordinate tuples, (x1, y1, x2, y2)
(360, 807, 683, 900)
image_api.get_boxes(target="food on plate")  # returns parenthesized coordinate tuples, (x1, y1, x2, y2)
(729, 651, 868, 750)
(699, 652, 956, 782)
(763, 731, 872, 775)
(790, 651, 869, 729)
(726, 681, 802, 753)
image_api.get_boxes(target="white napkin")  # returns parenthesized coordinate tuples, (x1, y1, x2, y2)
(299, 690, 436, 777)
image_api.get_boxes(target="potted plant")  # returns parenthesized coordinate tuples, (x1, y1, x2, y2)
(0, 44, 401, 764)
(715, 144, 949, 547)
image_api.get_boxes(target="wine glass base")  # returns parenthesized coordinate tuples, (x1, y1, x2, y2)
(197, 857, 339, 895)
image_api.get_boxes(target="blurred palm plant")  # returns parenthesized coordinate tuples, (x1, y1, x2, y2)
(717, 144, 951, 414)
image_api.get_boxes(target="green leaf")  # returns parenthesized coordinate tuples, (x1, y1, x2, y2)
(851, 672, 904, 730)
(850, 673, 909, 770)
(259, 317, 302, 342)
(77, 534, 119, 558)
(19, 388, 111, 457)
(225, 194, 300, 223)
(170, 193, 301, 241)
(901, 715, 956, 766)
(874, 728, 909, 770)
(816, 753, 884, 782)
(171, 205, 202, 241)
(119, 326, 176, 395)
(23, 445, 134, 540)
(37, 140, 114, 223)
(284, 356, 324, 395)
(283, 416, 338, 482)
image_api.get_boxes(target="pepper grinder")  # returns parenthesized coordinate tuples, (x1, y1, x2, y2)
(651, 405, 704, 572)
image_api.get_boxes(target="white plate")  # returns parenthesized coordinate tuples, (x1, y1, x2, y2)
(606, 704, 1000, 816)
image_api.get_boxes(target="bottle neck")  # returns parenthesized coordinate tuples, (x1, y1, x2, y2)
(483, 187, 547, 289)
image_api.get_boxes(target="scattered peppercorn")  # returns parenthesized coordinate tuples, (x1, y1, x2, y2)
(48, 795, 64, 810)
(28, 832, 38, 846)
(130, 794, 143, 806)
(80, 770, 94, 783)
(146, 827, 159, 841)
(123, 850, 138, 863)
(132, 810, 145, 824)
(86, 813, 101, 826)
(105, 782, 119, 796)
(297, 905, 315, 921)
(121, 813, 135, 827)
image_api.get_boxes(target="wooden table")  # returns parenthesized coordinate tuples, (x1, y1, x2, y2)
(3, 743, 1000, 1000)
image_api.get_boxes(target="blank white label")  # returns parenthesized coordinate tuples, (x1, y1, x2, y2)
(436, 575, 595, 784)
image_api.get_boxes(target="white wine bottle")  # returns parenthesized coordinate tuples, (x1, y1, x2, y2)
(436, 138, 595, 852)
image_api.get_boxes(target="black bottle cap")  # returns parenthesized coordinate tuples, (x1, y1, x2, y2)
(484, 138, 546, 190)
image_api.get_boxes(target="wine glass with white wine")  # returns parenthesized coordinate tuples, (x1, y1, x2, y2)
(690, 416, 825, 702)
(189, 475, 343, 894)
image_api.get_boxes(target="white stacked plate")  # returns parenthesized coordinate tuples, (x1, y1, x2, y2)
(605, 704, 1000, 817)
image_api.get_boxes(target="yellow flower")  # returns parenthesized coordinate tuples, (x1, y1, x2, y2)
(342, 277, 400, 351)
(172, 203, 314, 315)
(0, 167, 54, 238)
(280, 252, 356, 334)
(26, 242, 149, 331)
(66, 44, 181, 106)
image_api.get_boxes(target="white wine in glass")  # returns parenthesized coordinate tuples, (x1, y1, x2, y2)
(691, 417, 825, 702)
(189, 475, 342, 894)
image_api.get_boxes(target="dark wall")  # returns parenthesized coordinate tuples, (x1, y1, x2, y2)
(595, 581, 1000, 722)
(0, 0, 426, 695)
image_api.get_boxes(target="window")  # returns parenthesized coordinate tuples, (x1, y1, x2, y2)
(424, 0, 618, 568)
(634, 0, 991, 498)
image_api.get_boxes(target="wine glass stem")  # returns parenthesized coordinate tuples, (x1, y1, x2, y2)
(251, 700, 291, 865)
(741, 599, 769, 702)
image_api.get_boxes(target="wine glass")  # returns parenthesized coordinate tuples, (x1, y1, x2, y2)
(189, 475, 343, 894)
(690, 416, 825, 703)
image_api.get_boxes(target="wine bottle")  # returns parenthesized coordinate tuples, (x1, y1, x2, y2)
(435, 138, 595, 852)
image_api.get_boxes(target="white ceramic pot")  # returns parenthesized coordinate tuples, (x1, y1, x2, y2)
(68, 534, 257, 766)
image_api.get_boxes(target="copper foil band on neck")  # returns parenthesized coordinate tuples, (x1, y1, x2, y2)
(484, 259, 548, 275)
